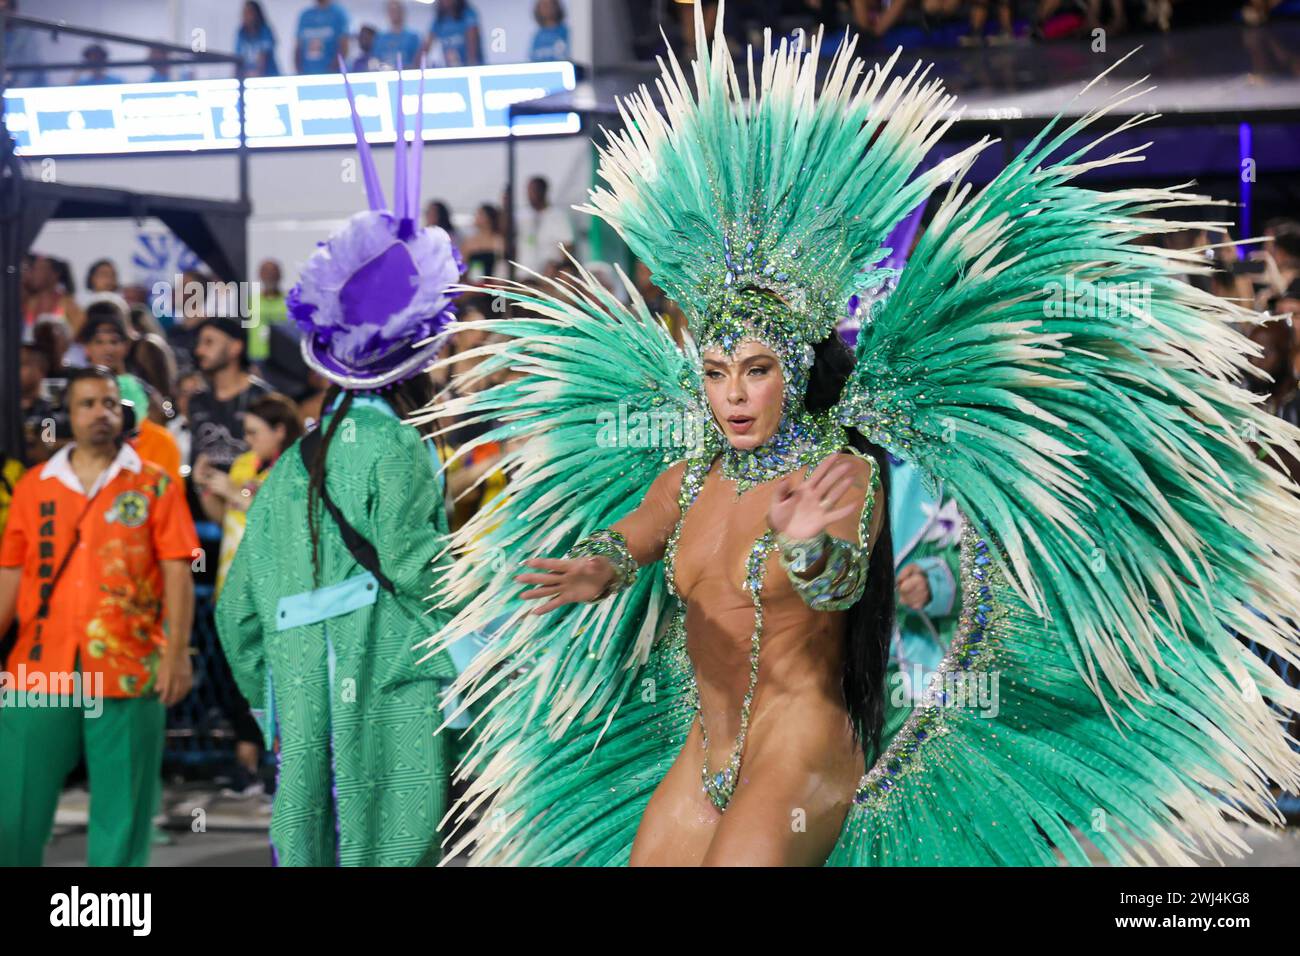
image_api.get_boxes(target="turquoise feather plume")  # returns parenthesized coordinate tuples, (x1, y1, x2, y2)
(581, 5, 988, 324)
(833, 60, 1300, 864)
(412, 261, 704, 864)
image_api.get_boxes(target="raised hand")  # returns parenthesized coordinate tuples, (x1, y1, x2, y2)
(768, 455, 860, 542)
(515, 556, 617, 615)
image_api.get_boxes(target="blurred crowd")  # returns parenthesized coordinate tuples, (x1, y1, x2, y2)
(1178, 220, 1300, 441)
(1, 0, 571, 88)
(656, 0, 1299, 53)
(11, 199, 1300, 535)
(11, 201, 1300, 497)
(5, 0, 1298, 92)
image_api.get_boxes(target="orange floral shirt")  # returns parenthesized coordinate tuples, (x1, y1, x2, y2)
(0, 443, 198, 697)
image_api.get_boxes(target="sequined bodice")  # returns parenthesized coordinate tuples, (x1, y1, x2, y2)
(664, 456, 851, 696)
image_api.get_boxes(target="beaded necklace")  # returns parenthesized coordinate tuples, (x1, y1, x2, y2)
(718, 404, 848, 496)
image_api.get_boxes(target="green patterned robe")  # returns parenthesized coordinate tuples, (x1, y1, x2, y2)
(216, 402, 457, 866)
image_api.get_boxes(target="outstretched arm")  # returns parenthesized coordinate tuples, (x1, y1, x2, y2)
(515, 461, 687, 614)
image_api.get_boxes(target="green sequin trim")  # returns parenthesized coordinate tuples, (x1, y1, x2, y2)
(699, 529, 776, 812)
(852, 521, 1001, 811)
(696, 265, 840, 368)
(663, 458, 714, 600)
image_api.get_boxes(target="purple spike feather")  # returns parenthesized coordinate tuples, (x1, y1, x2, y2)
(287, 56, 460, 392)
(338, 56, 386, 213)
(393, 55, 408, 230)
(407, 55, 426, 233)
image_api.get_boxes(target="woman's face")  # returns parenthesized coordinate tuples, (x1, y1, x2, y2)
(243, 413, 286, 463)
(31, 256, 57, 292)
(702, 341, 785, 450)
(90, 263, 118, 292)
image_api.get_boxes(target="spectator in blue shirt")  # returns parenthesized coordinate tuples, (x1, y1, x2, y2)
(147, 46, 173, 82)
(424, 0, 482, 67)
(235, 1, 280, 78)
(374, 1, 422, 69)
(295, 0, 349, 75)
(74, 44, 124, 85)
(530, 0, 569, 62)
(351, 25, 379, 72)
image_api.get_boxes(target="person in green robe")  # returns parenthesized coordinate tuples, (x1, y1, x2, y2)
(215, 63, 464, 866)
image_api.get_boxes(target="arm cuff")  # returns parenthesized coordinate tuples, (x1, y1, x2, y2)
(780, 533, 870, 611)
(777, 454, 880, 612)
(565, 529, 638, 600)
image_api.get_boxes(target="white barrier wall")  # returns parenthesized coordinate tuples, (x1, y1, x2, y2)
(28, 133, 593, 290)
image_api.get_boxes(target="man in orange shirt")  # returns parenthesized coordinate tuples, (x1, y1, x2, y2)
(0, 366, 198, 866)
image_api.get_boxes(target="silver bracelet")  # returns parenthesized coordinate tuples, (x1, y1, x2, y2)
(565, 529, 638, 600)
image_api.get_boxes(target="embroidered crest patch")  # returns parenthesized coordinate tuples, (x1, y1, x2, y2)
(106, 490, 149, 528)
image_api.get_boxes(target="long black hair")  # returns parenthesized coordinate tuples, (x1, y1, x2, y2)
(804, 332, 896, 765)
(306, 373, 440, 582)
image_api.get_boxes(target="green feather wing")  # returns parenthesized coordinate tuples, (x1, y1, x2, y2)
(832, 72, 1300, 865)
(413, 264, 706, 865)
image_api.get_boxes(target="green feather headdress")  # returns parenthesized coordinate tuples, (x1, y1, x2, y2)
(580, 0, 987, 368)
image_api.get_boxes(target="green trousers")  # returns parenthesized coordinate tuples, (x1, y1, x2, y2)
(0, 692, 165, 867)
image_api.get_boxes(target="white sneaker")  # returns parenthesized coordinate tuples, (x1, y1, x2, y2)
(219, 781, 267, 801)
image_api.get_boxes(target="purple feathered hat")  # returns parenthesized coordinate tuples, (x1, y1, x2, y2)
(287, 59, 462, 390)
